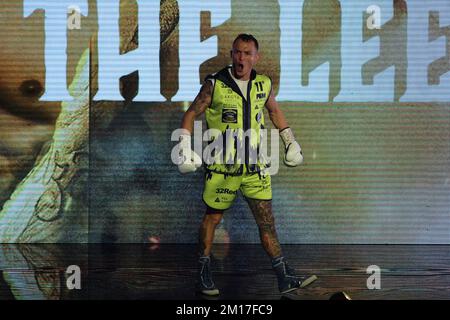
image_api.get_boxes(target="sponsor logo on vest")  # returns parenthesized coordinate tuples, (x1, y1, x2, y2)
(256, 93, 266, 100)
(222, 109, 237, 123)
(215, 197, 220, 203)
(255, 81, 265, 92)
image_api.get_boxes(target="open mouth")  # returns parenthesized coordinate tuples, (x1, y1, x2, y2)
(237, 63, 244, 72)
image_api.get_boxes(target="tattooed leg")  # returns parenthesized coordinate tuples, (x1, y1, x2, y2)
(198, 207, 223, 257)
(246, 199, 282, 258)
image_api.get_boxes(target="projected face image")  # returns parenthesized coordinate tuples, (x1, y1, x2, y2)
(0, 1, 64, 119)
(0, 109, 53, 207)
(0, 8, 55, 208)
(0, 50, 61, 122)
(0, 3, 93, 243)
(0, 1, 93, 213)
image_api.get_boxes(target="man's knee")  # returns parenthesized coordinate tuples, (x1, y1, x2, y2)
(203, 206, 224, 225)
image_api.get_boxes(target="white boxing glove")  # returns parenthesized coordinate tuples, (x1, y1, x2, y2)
(280, 127, 303, 167)
(177, 134, 202, 174)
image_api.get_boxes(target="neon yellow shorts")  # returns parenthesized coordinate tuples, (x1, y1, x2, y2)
(203, 168, 272, 210)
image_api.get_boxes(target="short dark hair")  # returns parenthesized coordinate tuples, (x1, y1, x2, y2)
(232, 34, 259, 51)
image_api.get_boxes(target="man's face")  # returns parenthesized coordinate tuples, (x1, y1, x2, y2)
(231, 39, 260, 80)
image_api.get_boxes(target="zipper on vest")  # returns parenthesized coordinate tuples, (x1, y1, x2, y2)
(244, 80, 252, 169)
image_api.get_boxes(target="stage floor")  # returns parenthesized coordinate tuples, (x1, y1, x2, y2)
(0, 244, 449, 300)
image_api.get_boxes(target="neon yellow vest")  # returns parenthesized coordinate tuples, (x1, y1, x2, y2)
(205, 66, 272, 175)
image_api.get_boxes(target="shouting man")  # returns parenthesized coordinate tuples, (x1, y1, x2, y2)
(177, 34, 316, 296)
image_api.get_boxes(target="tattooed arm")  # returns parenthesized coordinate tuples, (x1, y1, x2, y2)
(265, 88, 289, 130)
(181, 81, 213, 134)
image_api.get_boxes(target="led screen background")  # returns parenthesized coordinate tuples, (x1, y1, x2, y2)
(0, 0, 449, 243)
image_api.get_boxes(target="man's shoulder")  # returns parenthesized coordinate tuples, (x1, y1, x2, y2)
(205, 66, 230, 81)
(254, 71, 271, 81)
(203, 66, 232, 89)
